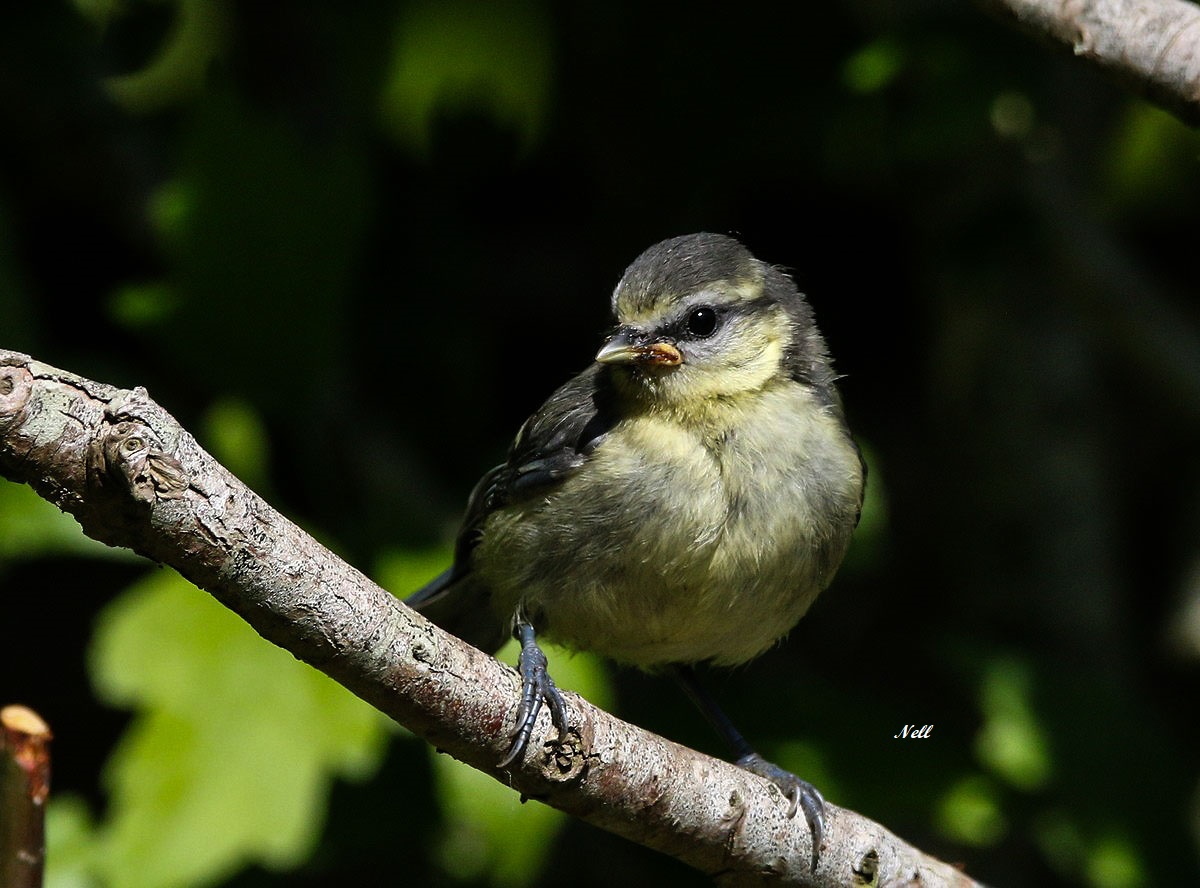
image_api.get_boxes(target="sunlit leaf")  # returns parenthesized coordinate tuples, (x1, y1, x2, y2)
(1086, 830, 1145, 888)
(198, 398, 270, 491)
(375, 546, 456, 601)
(0, 481, 131, 563)
(87, 570, 389, 888)
(44, 795, 100, 888)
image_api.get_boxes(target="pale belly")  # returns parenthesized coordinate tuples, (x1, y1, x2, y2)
(474, 399, 862, 668)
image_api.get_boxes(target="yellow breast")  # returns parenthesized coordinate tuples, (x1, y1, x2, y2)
(476, 383, 863, 668)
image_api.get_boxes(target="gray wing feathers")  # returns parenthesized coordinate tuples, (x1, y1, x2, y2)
(404, 363, 616, 655)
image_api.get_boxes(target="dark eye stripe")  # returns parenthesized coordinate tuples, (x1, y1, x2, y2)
(666, 295, 773, 339)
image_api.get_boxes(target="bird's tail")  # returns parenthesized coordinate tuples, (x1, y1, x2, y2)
(404, 567, 511, 655)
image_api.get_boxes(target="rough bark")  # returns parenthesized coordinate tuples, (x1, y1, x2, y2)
(0, 349, 980, 887)
(977, 0, 1200, 125)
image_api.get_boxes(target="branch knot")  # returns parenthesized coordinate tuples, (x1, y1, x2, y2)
(93, 419, 189, 503)
(0, 365, 33, 433)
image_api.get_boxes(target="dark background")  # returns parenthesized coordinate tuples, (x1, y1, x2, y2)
(2, 1, 1199, 886)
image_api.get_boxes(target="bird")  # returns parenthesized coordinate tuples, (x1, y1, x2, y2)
(406, 232, 865, 862)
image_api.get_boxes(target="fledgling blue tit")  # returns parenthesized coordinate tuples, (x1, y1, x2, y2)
(407, 232, 864, 861)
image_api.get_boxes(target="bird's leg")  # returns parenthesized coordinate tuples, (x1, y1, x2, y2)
(673, 664, 825, 870)
(498, 619, 571, 768)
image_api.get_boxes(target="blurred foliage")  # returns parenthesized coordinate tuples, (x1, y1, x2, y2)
(44, 795, 98, 888)
(936, 775, 1007, 848)
(379, 0, 551, 154)
(974, 656, 1052, 792)
(842, 37, 905, 96)
(0, 483, 131, 564)
(100, 0, 228, 114)
(84, 569, 388, 888)
(1106, 104, 1200, 213)
(1, 0, 1199, 886)
(199, 397, 271, 490)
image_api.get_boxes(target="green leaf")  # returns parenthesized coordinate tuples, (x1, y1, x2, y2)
(87, 569, 388, 888)
(107, 283, 180, 330)
(379, 0, 551, 153)
(1106, 102, 1200, 211)
(1034, 809, 1088, 878)
(45, 795, 101, 888)
(433, 751, 563, 888)
(147, 178, 195, 250)
(198, 398, 271, 491)
(1086, 830, 1146, 888)
(0, 480, 133, 563)
(770, 740, 840, 807)
(843, 38, 904, 95)
(375, 546, 456, 600)
(103, 0, 228, 114)
(1033, 812, 1148, 888)
(974, 656, 1052, 792)
(935, 774, 1007, 847)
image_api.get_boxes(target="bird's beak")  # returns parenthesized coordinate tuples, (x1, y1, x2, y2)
(595, 329, 683, 367)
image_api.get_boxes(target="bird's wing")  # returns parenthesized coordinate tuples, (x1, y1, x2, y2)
(454, 362, 616, 564)
(404, 363, 617, 651)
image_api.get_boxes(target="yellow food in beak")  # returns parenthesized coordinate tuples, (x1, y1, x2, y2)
(596, 336, 682, 367)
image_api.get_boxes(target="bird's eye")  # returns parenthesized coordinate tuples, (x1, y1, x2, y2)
(685, 306, 719, 338)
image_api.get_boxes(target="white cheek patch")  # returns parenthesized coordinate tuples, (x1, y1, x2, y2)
(678, 335, 784, 400)
(674, 301, 787, 393)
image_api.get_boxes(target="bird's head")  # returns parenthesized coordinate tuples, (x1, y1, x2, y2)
(596, 233, 834, 411)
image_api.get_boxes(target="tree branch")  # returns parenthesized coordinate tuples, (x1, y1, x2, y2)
(976, 0, 1200, 126)
(1, 705, 51, 888)
(0, 349, 978, 887)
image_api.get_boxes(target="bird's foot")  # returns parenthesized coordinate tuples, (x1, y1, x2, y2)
(736, 752, 825, 869)
(498, 621, 570, 768)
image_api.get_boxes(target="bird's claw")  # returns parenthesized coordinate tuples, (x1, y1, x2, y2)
(498, 622, 570, 769)
(736, 752, 825, 870)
